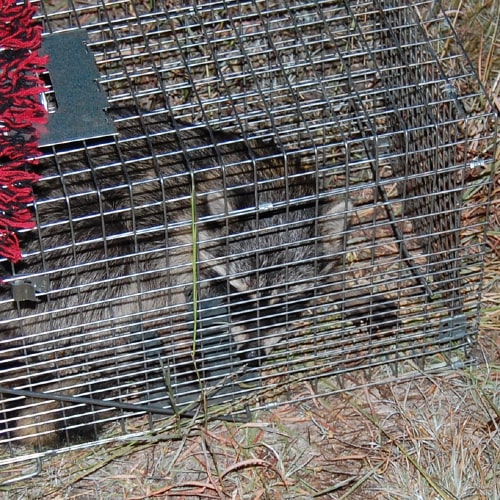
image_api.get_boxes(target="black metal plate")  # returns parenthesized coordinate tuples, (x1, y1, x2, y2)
(38, 29, 116, 146)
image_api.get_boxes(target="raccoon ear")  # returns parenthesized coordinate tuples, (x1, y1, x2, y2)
(205, 191, 236, 216)
(319, 198, 353, 252)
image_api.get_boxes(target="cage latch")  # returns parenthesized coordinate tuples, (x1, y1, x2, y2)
(11, 276, 50, 303)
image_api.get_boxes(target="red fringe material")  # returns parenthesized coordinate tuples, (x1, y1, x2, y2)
(0, 0, 47, 263)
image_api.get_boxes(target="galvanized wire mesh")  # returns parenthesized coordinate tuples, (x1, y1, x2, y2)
(0, 0, 496, 480)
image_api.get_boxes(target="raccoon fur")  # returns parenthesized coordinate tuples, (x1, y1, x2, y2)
(0, 108, 354, 447)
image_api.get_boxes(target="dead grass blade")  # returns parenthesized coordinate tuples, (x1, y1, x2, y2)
(344, 392, 458, 500)
(128, 480, 220, 499)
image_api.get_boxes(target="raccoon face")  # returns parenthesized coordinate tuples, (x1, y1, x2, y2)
(197, 197, 352, 362)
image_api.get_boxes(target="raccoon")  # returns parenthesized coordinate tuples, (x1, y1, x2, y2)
(0, 108, 353, 446)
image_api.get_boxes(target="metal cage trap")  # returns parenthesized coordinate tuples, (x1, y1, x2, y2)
(0, 0, 497, 480)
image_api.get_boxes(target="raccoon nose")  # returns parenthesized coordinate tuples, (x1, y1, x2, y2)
(238, 341, 262, 367)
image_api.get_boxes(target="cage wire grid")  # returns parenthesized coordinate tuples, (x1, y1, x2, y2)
(0, 0, 496, 478)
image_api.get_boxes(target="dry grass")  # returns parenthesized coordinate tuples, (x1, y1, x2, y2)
(1, 0, 499, 498)
(1, 365, 498, 499)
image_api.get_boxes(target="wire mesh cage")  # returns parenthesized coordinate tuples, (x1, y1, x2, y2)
(0, 0, 496, 480)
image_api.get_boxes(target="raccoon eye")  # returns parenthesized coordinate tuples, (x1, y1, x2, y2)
(261, 293, 310, 318)
(227, 282, 255, 309)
